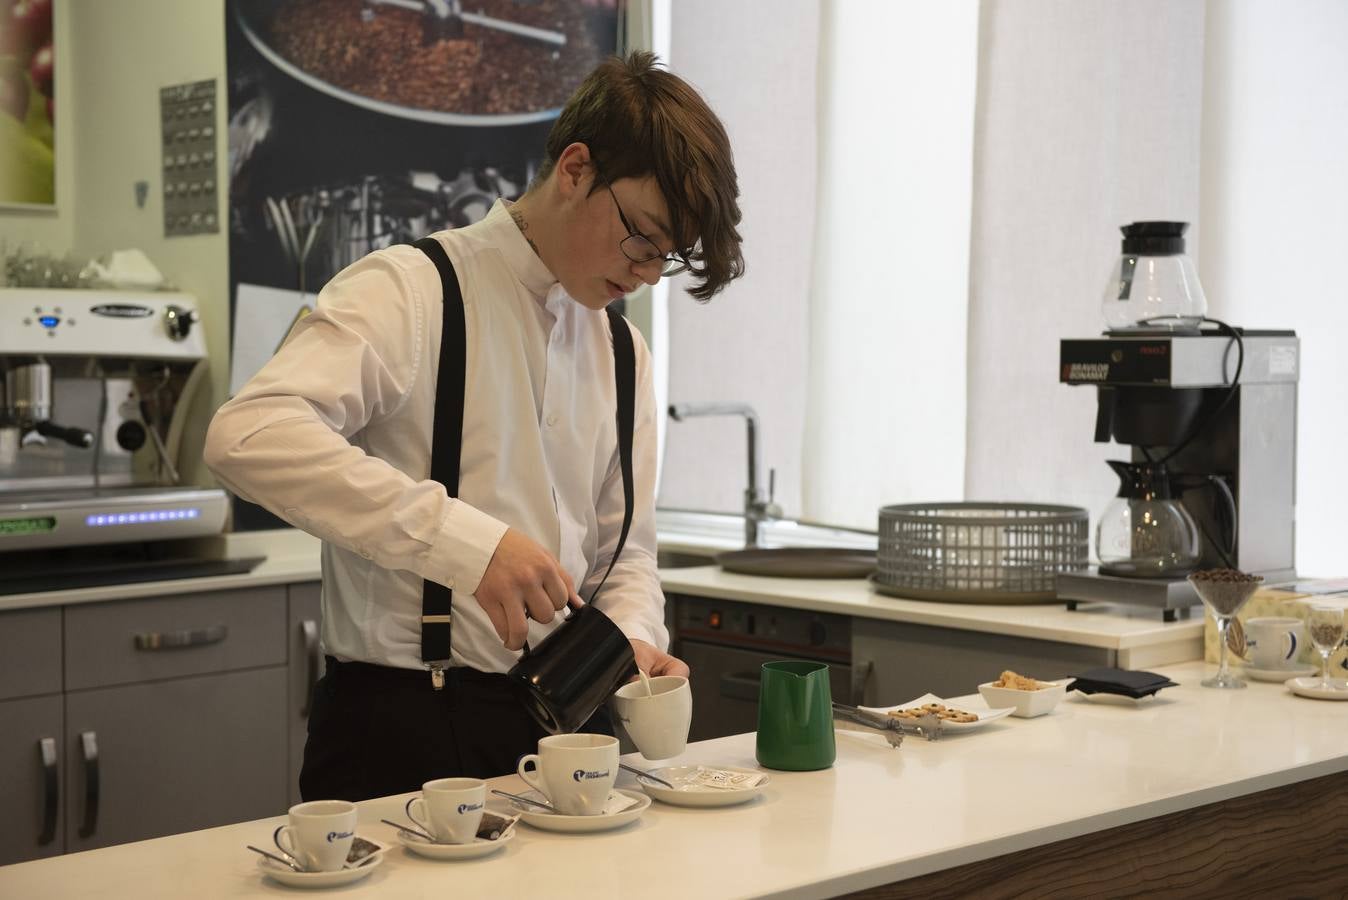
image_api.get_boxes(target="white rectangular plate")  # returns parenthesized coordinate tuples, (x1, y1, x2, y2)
(859, 692, 1015, 731)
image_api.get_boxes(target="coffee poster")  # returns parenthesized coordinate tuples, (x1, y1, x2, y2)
(224, 0, 622, 528)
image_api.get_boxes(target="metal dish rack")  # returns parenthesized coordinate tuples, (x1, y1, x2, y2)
(873, 503, 1088, 604)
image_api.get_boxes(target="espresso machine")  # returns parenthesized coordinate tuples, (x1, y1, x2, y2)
(1056, 222, 1299, 620)
(0, 288, 245, 593)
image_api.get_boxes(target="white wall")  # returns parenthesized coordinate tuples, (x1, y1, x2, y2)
(0, 0, 75, 254)
(69, 0, 229, 488)
(802, 0, 978, 529)
(965, 1, 1206, 537)
(1199, 1, 1348, 576)
(659, 0, 820, 517)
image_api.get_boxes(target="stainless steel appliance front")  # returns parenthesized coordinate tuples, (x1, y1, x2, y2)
(672, 593, 852, 743)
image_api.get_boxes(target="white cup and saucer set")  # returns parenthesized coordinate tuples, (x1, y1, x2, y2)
(612, 673, 770, 809)
(396, 776, 516, 860)
(1239, 617, 1317, 682)
(507, 733, 652, 833)
(253, 800, 386, 888)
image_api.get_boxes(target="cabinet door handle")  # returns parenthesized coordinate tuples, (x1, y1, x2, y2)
(300, 619, 320, 717)
(719, 671, 761, 702)
(78, 731, 99, 839)
(38, 737, 58, 845)
(134, 624, 228, 651)
(852, 659, 875, 706)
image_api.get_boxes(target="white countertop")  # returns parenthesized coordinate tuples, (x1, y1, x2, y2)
(0, 528, 1202, 665)
(5, 660, 1345, 899)
(0, 530, 324, 613)
(661, 565, 1203, 666)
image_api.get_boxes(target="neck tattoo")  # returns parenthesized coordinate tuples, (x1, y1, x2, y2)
(508, 205, 541, 257)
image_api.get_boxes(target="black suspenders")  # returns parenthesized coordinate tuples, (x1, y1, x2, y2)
(412, 237, 636, 688)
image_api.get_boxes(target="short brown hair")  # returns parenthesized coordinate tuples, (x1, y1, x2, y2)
(536, 51, 744, 301)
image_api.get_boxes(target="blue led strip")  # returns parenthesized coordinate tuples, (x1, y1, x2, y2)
(85, 508, 201, 527)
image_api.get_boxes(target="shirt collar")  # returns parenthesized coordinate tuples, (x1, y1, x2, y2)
(487, 199, 557, 300)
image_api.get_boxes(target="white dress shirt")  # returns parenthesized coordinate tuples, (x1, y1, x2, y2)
(204, 199, 667, 673)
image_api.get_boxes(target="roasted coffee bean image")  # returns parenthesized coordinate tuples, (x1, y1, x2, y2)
(267, 0, 606, 116)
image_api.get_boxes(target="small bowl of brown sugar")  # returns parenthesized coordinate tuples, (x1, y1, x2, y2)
(978, 670, 1068, 718)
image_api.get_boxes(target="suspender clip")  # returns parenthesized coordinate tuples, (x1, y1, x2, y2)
(429, 664, 445, 690)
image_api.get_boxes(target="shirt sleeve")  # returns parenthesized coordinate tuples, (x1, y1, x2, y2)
(583, 316, 670, 651)
(202, 248, 507, 595)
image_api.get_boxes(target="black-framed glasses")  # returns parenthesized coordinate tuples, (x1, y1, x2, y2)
(601, 179, 690, 278)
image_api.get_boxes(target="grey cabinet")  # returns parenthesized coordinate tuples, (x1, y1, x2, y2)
(852, 618, 1114, 705)
(0, 608, 65, 866)
(0, 695, 64, 866)
(0, 608, 61, 702)
(287, 583, 324, 807)
(0, 583, 314, 864)
(60, 586, 289, 851)
(64, 588, 286, 691)
(64, 668, 288, 852)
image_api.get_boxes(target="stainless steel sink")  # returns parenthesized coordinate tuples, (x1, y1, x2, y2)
(655, 509, 878, 575)
(656, 509, 877, 551)
(656, 549, 718, 569)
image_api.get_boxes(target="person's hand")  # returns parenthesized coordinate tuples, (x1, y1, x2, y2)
(475, 528, 582, 651)
(629, 638, 690, 679)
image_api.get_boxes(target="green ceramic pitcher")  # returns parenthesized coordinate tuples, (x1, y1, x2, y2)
(755, 660, 836, 771)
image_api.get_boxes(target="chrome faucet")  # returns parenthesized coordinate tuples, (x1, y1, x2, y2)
(668, 402, 782, 547)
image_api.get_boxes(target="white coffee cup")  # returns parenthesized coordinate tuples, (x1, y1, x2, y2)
(1245, 616, 1307, 670)
(516, 733, 618, 816)
(272, 800, 357, 872)
(611, 675, 692, 760)
(405, 777, 486, 844)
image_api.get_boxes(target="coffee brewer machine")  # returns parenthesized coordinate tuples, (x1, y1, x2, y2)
(1056, 223, 1299, 620)
(1, 288, 245, 592)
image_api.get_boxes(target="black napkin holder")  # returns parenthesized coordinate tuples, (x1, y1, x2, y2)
(1066, 667, 1178, 699)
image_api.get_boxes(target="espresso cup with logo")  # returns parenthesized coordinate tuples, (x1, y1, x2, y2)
(516, 733, 618, 816)
(272, 800, 357, 872)
(1245, 616, 1307, 670)
(611, 675, 692, 760)
(404, 777, 486, 844)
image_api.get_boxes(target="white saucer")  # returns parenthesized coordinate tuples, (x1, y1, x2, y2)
(1285, 676, 1348, 700)
(1243, 663, 1317, 682)
(397, 828, 512, 860)
(636, 765, 770, 808)
(510, 788, 650, 833)
(257, 852, 382, 888)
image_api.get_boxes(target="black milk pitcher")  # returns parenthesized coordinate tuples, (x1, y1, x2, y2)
(507, 603, 638, 735)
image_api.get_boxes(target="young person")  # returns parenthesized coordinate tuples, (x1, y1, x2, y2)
(204, 51, 744, 801)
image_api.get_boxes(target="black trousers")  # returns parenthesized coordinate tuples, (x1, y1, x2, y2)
(299, 657, 614, 803)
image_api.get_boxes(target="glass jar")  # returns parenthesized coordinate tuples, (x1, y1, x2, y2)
(1101, 221, 1207, 332)
(1096, 460, 1201, 577)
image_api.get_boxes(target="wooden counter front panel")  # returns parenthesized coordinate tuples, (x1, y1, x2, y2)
(843, 769, 1348, 900)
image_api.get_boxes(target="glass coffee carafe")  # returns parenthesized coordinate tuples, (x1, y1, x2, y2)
(1101, 221, 1207, 332)
(1096, 460, 1201, 578)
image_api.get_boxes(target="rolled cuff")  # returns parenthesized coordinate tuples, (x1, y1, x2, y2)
(423, 499, 509, 594)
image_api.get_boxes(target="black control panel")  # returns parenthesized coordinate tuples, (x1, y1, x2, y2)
(1060, 338, 1175, 386)
(673, 594, 851, 663)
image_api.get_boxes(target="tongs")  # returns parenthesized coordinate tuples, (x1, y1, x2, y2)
(832, 701, 943, 748)
(369, 0, 567, 47)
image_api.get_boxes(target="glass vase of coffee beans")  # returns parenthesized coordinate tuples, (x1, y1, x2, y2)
(1188, 569, 1263, 689)
(1306, 605, 1346, 692)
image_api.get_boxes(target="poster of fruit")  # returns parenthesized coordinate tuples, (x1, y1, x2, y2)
(0, 0, 55, 207)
